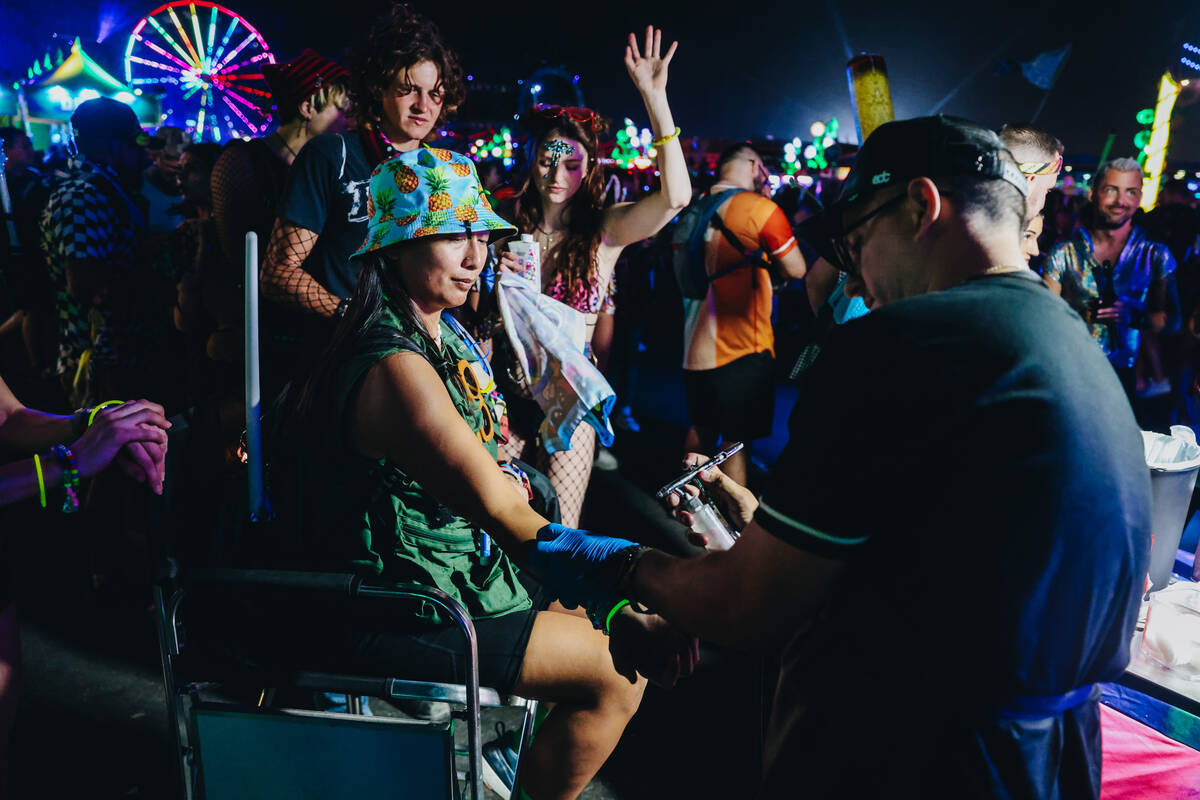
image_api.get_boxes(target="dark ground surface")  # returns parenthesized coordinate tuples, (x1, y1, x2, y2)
(1, 341, 801, 799)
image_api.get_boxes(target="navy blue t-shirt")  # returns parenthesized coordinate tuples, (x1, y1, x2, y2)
(277, 131, 372, 300)
(755, 272, 1151, 794)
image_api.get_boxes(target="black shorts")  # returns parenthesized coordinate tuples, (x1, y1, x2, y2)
(310, 605, 540, 695)
(684, 351, 776, 441)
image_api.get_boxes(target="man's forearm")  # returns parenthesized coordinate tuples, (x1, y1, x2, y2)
(632, 549, 765, 649)
(0, 408, 73, 454)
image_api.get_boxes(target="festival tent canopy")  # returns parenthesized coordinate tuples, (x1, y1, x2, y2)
(18, 38, 158, 127)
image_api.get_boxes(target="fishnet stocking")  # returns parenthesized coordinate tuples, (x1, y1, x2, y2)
(499, 427, 530, 463)
(260, 219, 341, 317)
(499, 420, 596, 529)
(539, 423, 596, 529)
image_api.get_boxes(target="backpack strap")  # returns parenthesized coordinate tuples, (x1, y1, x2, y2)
(701, 190, 768, 284)
(686, 189, 740, 258)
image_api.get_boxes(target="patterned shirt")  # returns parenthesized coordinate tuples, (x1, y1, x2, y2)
(40, 159, 146, 379)
(1045, 226, 1178, 368)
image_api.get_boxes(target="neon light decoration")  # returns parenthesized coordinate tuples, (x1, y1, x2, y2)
(469, 128, 515, 167)
(1140, 72, 1181, 211)
(124, 1, 274, 142)
(1181, 42, 1200, 74)
(806, 118, 839, 170)
(610, 118, 656, 170)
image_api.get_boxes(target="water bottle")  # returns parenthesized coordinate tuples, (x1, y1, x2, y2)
(506, 234, 541, 288)
(678, 491, 737, 551)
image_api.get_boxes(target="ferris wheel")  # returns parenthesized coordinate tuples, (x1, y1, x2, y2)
(124, 1, 275, 142)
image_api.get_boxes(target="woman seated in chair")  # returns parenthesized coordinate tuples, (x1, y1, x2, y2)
(267, 146, 695, 800)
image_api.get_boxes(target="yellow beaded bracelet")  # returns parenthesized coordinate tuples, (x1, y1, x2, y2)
(651, 126, 681, 148)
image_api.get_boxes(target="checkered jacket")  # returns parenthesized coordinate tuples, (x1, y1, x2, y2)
(40, 159, 146, 378)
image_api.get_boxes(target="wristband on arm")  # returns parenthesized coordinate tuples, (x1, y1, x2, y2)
(32, 454, 46, 509)
(72, 400, 123, 438)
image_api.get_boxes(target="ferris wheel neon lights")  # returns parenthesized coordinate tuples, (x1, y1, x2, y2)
(124, 1, 274, 142)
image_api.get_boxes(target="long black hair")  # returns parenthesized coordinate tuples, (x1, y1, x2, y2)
(284, 250, 432, 435)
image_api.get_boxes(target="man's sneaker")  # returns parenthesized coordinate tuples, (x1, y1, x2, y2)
(314, 692, 373, 716)
(481, 723, 520, 799)
(389, 697, 451, 723)
(1137, 378, 1173, 399)
(594, 447, 619, 471)
(611, 406, 641, 433)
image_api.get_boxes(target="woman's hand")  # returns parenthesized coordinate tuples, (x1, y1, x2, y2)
(115, 438, 168, 494)
(73, 400, 170, 493)
(609, 610, 699, 688)
(624, 26, 677, 96)
(497, 250, 523, 275)
(667, 453, 758, 547)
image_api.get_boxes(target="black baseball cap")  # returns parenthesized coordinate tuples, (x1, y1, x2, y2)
(70, 97, 150, 146)
(797, 115, 1027, 270)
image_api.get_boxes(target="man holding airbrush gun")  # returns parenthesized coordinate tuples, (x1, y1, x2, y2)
(528, 117, 1151, 798)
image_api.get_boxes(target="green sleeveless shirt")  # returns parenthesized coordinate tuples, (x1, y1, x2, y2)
(286, 302, 531, 623)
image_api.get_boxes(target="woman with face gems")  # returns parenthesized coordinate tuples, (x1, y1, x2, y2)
(496, 26, 691, 529)
(265, 150, 696, 800)
(258, 3, 466, 393)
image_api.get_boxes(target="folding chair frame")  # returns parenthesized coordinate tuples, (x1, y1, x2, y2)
(154, 567, 537, 800)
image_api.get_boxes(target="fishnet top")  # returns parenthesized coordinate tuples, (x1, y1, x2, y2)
(260, 220, 340, 317)
(211, 139, 339, 318)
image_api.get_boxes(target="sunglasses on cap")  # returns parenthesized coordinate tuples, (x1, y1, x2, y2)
(1017, 154, 1062, 176)
(532, 105, 597, 126)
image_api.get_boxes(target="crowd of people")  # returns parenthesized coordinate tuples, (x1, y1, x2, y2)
(0, 2, 1197, 798)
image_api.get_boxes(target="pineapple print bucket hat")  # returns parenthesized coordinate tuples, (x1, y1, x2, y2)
(351, 146, 515, 260)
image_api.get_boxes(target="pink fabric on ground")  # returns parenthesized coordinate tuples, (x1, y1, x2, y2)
(1100, 703, 1200, 799)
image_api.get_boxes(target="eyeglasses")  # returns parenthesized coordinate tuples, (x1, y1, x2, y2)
(453, 358, 496, 444)
(532, 105, 597, 126)
(1017, 154, 1063, 176)
(831, 193, 907, 275)
(830, 188, 956, 275)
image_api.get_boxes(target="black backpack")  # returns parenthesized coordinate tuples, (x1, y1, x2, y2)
(671, 189, 766, 299)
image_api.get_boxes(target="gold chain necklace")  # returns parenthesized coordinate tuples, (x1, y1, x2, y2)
(984, 264, 1029, 275)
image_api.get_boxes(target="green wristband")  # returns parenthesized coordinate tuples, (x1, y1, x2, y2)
(604, 599, 631, 634)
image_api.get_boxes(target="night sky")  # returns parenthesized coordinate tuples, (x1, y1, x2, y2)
(4, 0, 1199, 161)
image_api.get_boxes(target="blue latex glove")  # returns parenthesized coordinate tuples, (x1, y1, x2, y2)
(528, 524, 639, 610)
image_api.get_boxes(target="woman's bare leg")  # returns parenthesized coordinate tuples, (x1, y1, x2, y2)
(512, 610, 645, 800)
